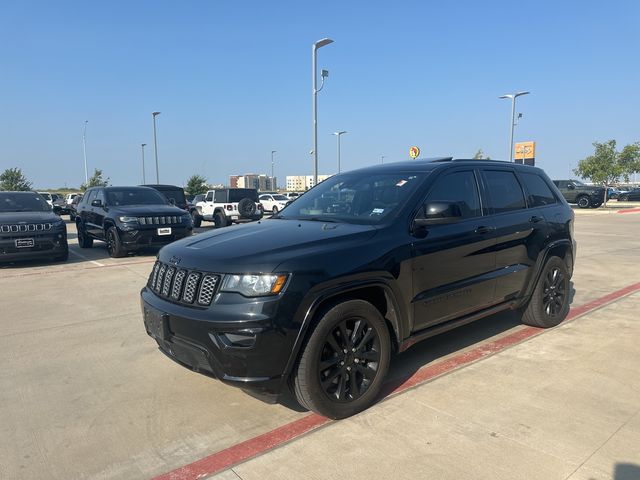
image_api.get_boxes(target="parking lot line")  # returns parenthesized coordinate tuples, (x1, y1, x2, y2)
(68, 249, 105, 267)
(152, 280, 640, 480)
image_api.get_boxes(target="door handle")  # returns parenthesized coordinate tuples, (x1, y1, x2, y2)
(529, 215, 543, 223)
(475, 225, 495, 234)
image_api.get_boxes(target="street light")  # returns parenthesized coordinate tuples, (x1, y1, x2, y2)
(152, 111, 161, 183)
(271, 150, 277, 189)
(332, 131, 347, 173)
(381, 155, 385, 164)
(499, 91, 530, 162)
(141, 143, 147, 184)
(312, 37, 334, 186)
(82, 121, 89, 184)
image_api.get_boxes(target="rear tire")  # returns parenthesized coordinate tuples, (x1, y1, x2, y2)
(77, 222, 93, 248)
(293, 300, 391, 419)
(522, 256, 570, 328)
(214, 211, 228, 228)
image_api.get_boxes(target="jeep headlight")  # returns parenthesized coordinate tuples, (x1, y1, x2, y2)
(118, 216, 138, 223)
(221, 274, 288, 297)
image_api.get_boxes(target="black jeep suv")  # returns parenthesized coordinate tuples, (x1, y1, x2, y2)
(76, 186, 193, 257)
(141, 159, 576, 419)
(1, 191, 68, 262)
(552, 179, 605, 208)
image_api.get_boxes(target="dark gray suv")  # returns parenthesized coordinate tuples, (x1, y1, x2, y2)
(552, 179, 605, 208)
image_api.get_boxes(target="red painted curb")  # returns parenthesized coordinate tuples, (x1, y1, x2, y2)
(153, 281, 640, 480)
(618, 207, 640, 214)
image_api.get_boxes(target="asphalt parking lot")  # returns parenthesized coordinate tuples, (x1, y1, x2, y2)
(1, 212, 639, 480)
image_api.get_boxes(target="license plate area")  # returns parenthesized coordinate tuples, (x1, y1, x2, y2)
(157, 227, 172, 236)
(15, 238, 35, 248)
(144, 306, 170, 341)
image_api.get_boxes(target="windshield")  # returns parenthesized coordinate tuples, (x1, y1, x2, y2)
(152, 187, 186, 206)
(271, 194, 288, 201)
(276, 172, 426, 224)
(0, 193, 51, 212)
(105, 188, 168, 206)
(39, 193, 52, 201)
(571, 180, 586, 186)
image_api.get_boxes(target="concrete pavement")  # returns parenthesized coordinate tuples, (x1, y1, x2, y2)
(1, 212, 639, 479)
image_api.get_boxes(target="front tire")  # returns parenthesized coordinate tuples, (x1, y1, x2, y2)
(577, 196, 590, 209)
(272, 206, 279, 215)
(293, 300, 391, 419)
(522, 256, 570, 328)
(106, 226, 127, 258)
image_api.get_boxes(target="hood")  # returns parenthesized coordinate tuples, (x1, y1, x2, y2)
(159, 218, 378, 272)
(107, 204, 186, 216)
(0, 211, 60, 224)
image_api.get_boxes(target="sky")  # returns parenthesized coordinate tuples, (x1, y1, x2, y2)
(1, 0, 639, 189)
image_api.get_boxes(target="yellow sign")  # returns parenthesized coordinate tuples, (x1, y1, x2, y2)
(515, 141, 535, 160)
(409, 146, 420, 159)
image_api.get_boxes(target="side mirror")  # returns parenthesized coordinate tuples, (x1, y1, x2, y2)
(169, 198, 176, 206)
(413, 201, 463, 228)
(567, 184, 575, 190)
(91, 199, 103, 207)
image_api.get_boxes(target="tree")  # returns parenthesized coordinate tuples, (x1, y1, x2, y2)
(573, 140, 640, 207)
(473, 149, 491, 160)
(185, 174, 209, 196)
(80, 168, 109, 191)
(0, 168, 32, 191)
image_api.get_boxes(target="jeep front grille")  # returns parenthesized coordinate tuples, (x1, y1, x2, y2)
(148, 261, 220, 307)
(138, 216, 181, 225)
(0, 223, 52, 233)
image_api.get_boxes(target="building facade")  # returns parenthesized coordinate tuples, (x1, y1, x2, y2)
(229, 174, 277, 191)
(285, 174, 332, 191)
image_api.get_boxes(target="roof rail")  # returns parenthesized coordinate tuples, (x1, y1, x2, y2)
(425, 157, 454, 162)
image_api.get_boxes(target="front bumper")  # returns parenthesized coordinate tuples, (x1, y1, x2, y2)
(0, 232, 67, 262)
(119, 226, 192, 249)
(140, 287, 296, 395)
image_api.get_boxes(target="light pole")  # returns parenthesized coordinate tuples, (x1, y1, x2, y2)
(499, 91, 529, 162)
(312, 37, 334, 186)
(271, 150, 276, 189)
(381, 155, 385, 164)
(332, 131, 347, 173)
(141, 143, 147, 184)
(82, 121, 89, 184)
(152, 111, 161, 183)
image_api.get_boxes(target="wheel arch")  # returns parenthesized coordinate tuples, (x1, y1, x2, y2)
(282, 280, 405, 382)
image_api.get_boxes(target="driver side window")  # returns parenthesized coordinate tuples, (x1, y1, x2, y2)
(419, 171, 481, 219)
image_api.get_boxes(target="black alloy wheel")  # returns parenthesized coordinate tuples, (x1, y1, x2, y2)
(318, 317, 381, 402)
(77, 222, 93, 248)
(541, 267, 566, 317)
(294, 299, 391, 419)
(521, 256, 570, 328)
(577, 196, 590, 208)
(238, 197, 256, 218)
(106, 226, 126, 258)
(191, 210, 202, 228)
(272, 206, 278, 214)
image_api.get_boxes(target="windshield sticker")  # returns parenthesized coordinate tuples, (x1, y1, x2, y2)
(372, 208, 384, 214)
(396, 180, 408, 187)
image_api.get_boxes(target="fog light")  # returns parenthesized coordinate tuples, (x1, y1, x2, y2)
(214, 330, 259, 348)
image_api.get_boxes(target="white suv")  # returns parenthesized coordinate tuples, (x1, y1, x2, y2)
(259, 193, 291, 214)
(196, 188, 264, 228)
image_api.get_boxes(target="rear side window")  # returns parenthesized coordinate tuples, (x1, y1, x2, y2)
(214, 190, 227, 202)
(423, 171, 481, 219)
(483, 170, 526, 213)
(520, 172, 557, 207)
(228, 189, 258, 202)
